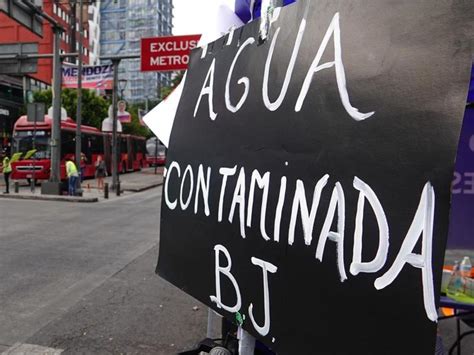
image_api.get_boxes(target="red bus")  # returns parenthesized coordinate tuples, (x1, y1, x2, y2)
(145, 137, 166, 166)
(11, 114, 146, 182)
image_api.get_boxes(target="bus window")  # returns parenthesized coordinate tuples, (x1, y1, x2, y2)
(81, 134, 92, 162)
(13, 130, 51, 159)
(61, 131, 76, 160)
(120, 137, 127, 155)
(90, 134, 104, 156)
(133, 139, 138, 159)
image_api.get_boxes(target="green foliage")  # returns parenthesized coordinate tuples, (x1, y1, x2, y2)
(161, 71, 184, 99)
(122, 102, 151, 137)
(32, 88, 109, 129)
(32, 89, 52, 106)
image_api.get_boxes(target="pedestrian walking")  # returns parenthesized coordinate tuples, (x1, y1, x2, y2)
(2, 153, 12, 194)
(80, 152, 87, 182)
(66, 158, 79, 196)
(95, 155, 106, 190)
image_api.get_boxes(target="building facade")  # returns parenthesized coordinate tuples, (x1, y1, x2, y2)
(100, 0, 173, 103)
(88, 1, 101, 66)
(0, 0, 90, 152)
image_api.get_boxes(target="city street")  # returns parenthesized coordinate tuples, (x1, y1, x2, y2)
(0, 186, 207, 354)
(0, 0, 471, 353)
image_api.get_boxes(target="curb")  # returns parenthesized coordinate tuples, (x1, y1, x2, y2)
(0, 181, 163, 203)
(0, 193, 99, 203)
(122, 181, 163, 193)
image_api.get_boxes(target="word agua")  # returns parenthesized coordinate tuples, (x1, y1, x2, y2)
(164, 160, 438, 337)
(194, 12, 374, 122)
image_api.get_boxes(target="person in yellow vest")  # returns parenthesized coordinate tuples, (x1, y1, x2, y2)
(2, 153, 12, 194)
(66, 158, 79, 196)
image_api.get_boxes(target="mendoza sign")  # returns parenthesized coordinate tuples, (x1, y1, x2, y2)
(62, 63, 114, 89)
(141, 35, 201, 72)
(157, 1, 472, 353)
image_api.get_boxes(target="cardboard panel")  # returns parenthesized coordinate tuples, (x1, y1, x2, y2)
(158, 1, 473, 353)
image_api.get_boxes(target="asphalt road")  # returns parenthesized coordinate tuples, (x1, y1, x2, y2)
(0, 187, 207, 354)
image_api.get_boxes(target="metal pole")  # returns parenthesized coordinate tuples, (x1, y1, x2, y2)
(75, 0, 83, 190)
(31, 113, 36, 193)
(22, 76, 29, 105)
(154, 137, 158, 175)
(0, 53, 79, 60)
(157, 73, 162, 100)
(111, 59, 120, 191)
(50, 27, 62, 184)
(206, 309, 222, 339)
(238, 327, 256, 355)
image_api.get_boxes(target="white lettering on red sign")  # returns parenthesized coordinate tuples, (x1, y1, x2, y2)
(141, 35, 201, 72)
(150, 55, 190, 67)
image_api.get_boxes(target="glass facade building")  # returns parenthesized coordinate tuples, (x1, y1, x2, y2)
(100, 0, 173, 103)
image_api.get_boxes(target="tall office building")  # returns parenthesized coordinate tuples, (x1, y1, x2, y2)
(100, 0, 173, 103)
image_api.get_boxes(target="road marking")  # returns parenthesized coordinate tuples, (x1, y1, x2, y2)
(1, 343, 63, 355)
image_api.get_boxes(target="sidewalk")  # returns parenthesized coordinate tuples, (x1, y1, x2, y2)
(0, 167, 164, 203)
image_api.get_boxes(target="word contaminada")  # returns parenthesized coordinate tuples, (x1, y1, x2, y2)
(164, 161, 438, 337)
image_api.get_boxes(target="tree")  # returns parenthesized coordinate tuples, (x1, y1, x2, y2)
(122, 102, 151, 137)
(32, 88, 109, 129)
(160, 71, 184, 99)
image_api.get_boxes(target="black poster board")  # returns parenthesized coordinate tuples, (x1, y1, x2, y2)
(157, 1, 473, 353)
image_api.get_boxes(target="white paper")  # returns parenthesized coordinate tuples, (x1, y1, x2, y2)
(143, 73, 186, 147)
(144, 4, 244, 147)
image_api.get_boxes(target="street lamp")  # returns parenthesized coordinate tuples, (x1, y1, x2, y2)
(118, 79, 128, 99)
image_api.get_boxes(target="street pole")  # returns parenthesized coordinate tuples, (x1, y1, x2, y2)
(49, 26, 62, 184)
(157, 73, 162, 100)
(31, 113, 36, 193)
(32, 112, 37, 193)
(154, 137, 158, 175)
(19, 0, 65, 195)
(75, 0, 83, 192)
(99, 55, 140, 191)
(111, 58, 120, 191)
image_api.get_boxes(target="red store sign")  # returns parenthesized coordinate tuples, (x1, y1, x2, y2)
(141, 35, 201, 72)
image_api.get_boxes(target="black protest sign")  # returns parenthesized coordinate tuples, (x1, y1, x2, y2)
(157, 1, 472, 353)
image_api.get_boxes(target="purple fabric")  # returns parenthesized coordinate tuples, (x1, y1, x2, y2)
(234, 0, 296, 23)
(468, 64, 474, 103)
(448, 64, 474, 248)
(448, 106, 474, 248)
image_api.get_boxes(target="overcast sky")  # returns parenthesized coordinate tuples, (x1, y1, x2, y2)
(172, 0, 235, 35)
